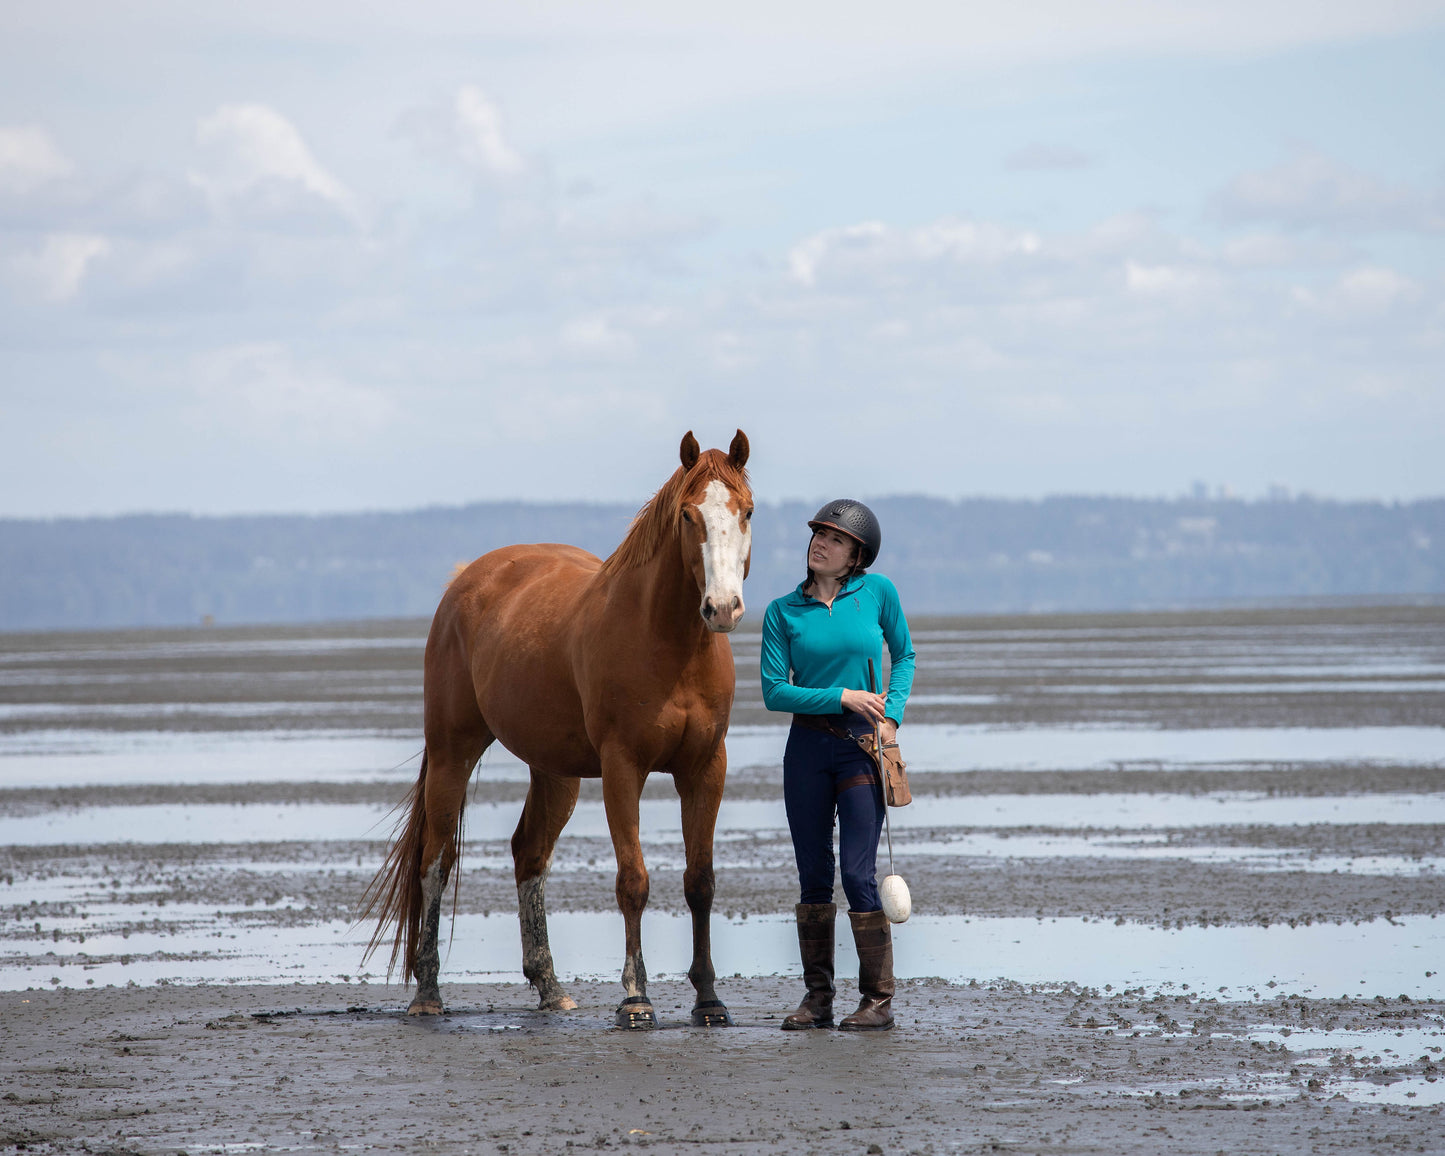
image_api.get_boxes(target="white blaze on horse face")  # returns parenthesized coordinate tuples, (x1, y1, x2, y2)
(697, 479, 749, 632)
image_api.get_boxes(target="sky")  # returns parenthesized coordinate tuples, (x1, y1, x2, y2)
(2, 1, 1443, 517)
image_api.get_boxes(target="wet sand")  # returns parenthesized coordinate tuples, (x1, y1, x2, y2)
(2, 607, 1443, 1153)
(4, 981, 1442, 1155)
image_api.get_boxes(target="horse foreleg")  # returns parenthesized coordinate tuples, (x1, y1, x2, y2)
(602, 758, 653, 1029)
(513, 771, 582, 1011)
(677, 749, 732, 1026)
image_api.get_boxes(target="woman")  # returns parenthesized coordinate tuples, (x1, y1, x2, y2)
(760, 498, 915, 1031)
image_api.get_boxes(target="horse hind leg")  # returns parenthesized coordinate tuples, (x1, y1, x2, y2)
(408, 736, 489, 1015)
(513, 771, 582, 1011)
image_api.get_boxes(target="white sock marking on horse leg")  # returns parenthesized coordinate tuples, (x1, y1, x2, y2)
(410, 856, 445, 1010)
(519, 858, 576, 1010)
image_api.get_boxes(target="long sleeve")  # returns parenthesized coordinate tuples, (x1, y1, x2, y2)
(876, 576, 916, 724)
(760, 600, 846, 716)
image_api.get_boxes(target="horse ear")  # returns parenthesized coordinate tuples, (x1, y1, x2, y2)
(680, 431, 701, 471)
(728, 429, 750, 470)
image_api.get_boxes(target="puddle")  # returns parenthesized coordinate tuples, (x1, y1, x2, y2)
(6, 910, 1443, 1001)
(0, 732, 430, 787)
(1320, 1077, 1445, 1105)
(3, 724, 1441, 791)
(1021, 681, 1445, 695)
(1229, 1027, 1445, 1105)
(0, 701, 415, 722)
(5, 792, 1442, 847)
(896, 835, 1445, 876)
(727, 725, 1445, 773)
(1247, 1026, 1445, 1056)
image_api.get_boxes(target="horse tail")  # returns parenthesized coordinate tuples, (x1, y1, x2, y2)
(360, 749, 434, 982)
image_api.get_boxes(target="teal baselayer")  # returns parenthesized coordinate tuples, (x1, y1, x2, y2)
(760, 574, 916, 723)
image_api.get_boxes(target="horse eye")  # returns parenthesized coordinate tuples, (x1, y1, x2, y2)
(743, 509, 753, 522)
(682, 509, 693, 523)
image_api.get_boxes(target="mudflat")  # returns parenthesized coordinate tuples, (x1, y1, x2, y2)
(4, 980, 1442, 1155)
(2, 606, 1443, 1153)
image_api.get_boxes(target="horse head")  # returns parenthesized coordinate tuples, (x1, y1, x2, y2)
(677, 430, 752, 633)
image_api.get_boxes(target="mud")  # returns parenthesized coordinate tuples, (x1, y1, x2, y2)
(3, 982, 1442, 1155)
(1, 606, 1442, 1153)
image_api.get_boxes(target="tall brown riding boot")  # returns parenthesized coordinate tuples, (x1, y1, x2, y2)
(781, 902, 836, 1029)
(838, 909, 894, 1031)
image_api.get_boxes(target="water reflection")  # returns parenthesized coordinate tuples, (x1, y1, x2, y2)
(6, 909, 1442, 1002)
(5, 792, 1441, 847)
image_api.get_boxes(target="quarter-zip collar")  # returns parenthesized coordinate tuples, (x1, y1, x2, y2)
(787, 575, 865, 610)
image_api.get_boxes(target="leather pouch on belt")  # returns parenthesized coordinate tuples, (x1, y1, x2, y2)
(861, 733, 912, 808)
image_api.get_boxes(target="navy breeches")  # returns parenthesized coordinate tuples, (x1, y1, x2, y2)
(783, 721, 885, 912)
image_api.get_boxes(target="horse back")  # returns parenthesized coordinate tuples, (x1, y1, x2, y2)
(427, 543, 603, 776)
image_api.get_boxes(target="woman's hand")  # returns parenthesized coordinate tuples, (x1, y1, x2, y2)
(840, 688, 886, 725)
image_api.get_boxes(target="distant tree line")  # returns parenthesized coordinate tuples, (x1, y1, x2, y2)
(2, 495, 1442, 630)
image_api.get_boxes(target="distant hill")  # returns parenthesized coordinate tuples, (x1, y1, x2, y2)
(2, 495, 1443, 630)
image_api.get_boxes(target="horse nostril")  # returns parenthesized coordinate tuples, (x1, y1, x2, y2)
(702, 600, 715, 619)
(731, 596, 741, 612)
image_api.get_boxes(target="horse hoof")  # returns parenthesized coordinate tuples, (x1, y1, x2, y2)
(540, 994, 579, 1012)
(691, 1000, 734, 1027)
(407, 997, 444, 1016)
(615, 998, 657, 1030)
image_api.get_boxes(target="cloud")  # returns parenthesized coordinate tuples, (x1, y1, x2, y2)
(455, 86, 527, 177)
(1220, 233, 1355, 269)
(1124, 259, 1219, 298)
(1004, 143, 1096, 171)
(0, 126, 73, 194)
(1212, 148, 1445, 234)
(788, 219, 1043, 288)
(192, 342, 394, 440)
(559, 315, 636, 359)
(1290, 265, 1423, 319)
(8, 232, 110, 301)
(190, 104, 360, 227)
(396, 85, 527, 179)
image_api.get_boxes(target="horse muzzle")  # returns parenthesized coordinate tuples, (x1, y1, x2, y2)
(701, 593, 744, 632)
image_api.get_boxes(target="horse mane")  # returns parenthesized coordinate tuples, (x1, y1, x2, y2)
(599, 450, 751, 576)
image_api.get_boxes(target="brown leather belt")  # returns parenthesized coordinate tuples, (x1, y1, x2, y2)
(792, 712, 866, 740)
(792, 714, 882, 796)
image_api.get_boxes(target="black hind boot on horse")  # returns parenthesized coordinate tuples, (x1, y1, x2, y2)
(782, 902, 836, 1029)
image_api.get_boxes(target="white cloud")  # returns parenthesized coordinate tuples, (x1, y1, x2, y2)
(0, 126, 73, 194)
(788, 219, 1042, 287)
(9, 232, 111, 301)
(1291, 265, 1422, 318)
(1124, 260, 1217, 298)
(1213, 148, 1445, 234)
(395, 85, 527, 180)
(190, 104, 360, 226)
(193, 343, 393, 439)
(455, 86, 526, 177)
(559, 315, 636, 359)
(1221, 233, 1353, 269)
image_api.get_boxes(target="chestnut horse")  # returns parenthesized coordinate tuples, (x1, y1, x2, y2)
(362, 431, 753, 1028)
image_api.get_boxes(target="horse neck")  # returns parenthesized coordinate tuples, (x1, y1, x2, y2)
(616, 530, 709, 649)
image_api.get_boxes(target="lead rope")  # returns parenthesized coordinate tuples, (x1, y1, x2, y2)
(868, 658, 895, 876)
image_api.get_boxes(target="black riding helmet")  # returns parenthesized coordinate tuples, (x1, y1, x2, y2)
(808, 499, 882, 570)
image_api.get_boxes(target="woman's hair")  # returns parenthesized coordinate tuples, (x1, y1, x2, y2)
(802, 529, 865, 593)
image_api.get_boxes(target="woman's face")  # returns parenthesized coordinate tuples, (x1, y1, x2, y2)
(808, 526, 860, 581)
